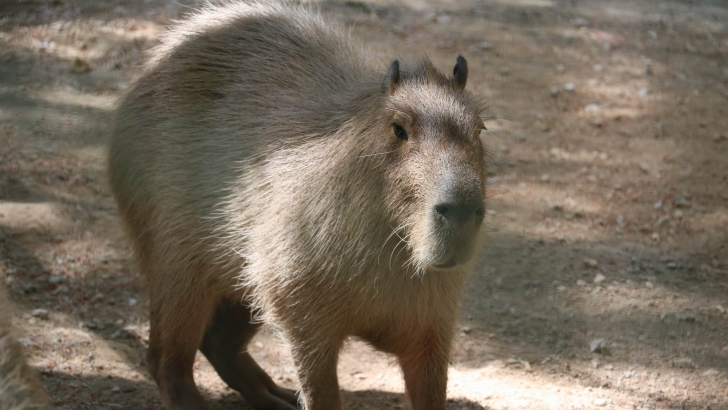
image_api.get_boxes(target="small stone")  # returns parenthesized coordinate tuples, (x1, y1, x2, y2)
(593, 64, 603, 72)
(48, 275, 66, 284)
(461, 326, 472, 334)
(594, 398, 607, 407)
(111, 386, 121, 393)
(563, 83, 575, 92)
(671, 358, 696, 369)
(540, 174, 550, 182)
(666, 261, 677, 269)
(590, 339, 607, 354)
(717, 305, 726, 314)
(128, 298, 138, 307)
(69, 57, 92, 74)
(472, 41, 492, 51)
(638, 88, 649, 97)
(645, 281, 654, 289)
(435, 15, 451, 24)
(672, 194, 692, 208)
(31, 309, 49, 320)
(577, 280, 586, 286)
(653, 200, 662, 209)
(584, 258, 599, 269)
(584, 103, 600, 112)
(499, 66, 511, 75)
(674, 210, 684, 218)
(550, 86, 560, 97)
(571, 17, 589, 27)
(702, 369, 720, 376)
(557, 285, 567, 292)
(594, 273, 606, 284)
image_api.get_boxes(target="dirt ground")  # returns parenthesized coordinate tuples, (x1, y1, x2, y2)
(1, 0, 727, 409)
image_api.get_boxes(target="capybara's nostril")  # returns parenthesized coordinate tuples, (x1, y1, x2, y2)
(475, 207, 485, 220)
(435, 201, 482, 226)
(435, 204, 450, 217)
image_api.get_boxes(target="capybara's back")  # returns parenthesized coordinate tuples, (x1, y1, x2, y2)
(0, 293, 47, 410)
(109, 2, 488, 410)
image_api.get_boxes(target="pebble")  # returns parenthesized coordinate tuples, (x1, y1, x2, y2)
(645, 63, 653, 75)
(594, 398, 607, 406)
(638, 87, 649, 97)
(671, 358, 696, 369)
(461, 326, 472, 334)
(571, 17, 589, 27)
(702, 369, 720, 376)
(540, 174, 550, 182)
(557, 285, 567, 292)
(584, 258, 599, 269)
(584, 103, 600, 112)
(128, 298, 138, 307)
(499, 66, 511, 75)
(593, 64, 603, 72)
(563, 83, 575, 92)
(590, 339, 608, 354)
(594, 274, 606, 284)
(577, 280, 586, 286)
(69, 57, 92, 74)
(550, 86, 560, 97)
(31, 309, 49, 320)
(653, 200, 662, 209)
(471, 41, 492, 51)
(717, 305, 726, 314)
(48, 275, 66, 284)
(672, 194, 692, 208)
(645, 281, 654, 289)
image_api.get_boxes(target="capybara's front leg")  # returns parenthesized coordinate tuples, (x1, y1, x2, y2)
(399, 333, 451, 410)
(289, 339, 343, 410)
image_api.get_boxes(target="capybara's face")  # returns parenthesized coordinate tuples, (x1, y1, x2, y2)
(382, 58, 487, 273)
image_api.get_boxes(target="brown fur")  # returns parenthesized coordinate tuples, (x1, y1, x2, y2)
(108, 2, 487, 409)
(0, 293, 47, 410)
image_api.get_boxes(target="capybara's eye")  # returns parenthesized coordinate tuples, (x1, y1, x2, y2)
(393, 124, 408, 140)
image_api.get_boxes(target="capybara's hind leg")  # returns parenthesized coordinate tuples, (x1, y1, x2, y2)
(200, 299, 299, 410)
(147, 284, 215, 410)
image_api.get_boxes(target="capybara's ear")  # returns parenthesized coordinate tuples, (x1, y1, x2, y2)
(452, 55, 468, 90)
(383, 60, 400, 93)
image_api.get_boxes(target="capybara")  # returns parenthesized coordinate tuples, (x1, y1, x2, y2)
(0, 292, 47, 410)
(108, 2, 487, 409)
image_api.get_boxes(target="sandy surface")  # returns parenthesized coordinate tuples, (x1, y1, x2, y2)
(1, 0, 727, 409)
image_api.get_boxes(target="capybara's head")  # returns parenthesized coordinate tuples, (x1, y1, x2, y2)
(380, 56, 488, 273)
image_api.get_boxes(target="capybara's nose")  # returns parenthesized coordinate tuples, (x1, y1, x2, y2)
(434, 201, 484, 227)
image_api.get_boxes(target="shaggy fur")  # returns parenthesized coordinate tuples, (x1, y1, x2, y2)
(0, 293, 47, 410)
(108, 2, 488, 409)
